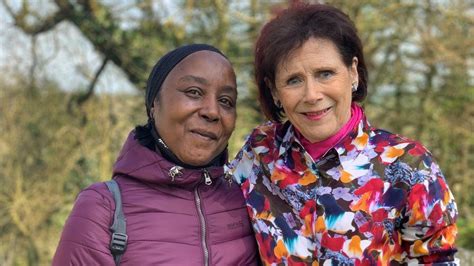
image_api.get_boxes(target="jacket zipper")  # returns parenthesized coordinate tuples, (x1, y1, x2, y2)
(203, 168, 212, 185)
(194, 169, 212, 266)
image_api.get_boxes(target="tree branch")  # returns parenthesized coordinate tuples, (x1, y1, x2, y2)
(1, 0, 66, 35)
(67, 57, 108, 114)
(53, 0, 145, 87)
(79, 57, 108, 105)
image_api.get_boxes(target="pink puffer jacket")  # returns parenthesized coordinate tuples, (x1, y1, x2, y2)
(52, 131, 259, 265)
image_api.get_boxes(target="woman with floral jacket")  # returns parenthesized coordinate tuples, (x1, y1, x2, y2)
(226, 3, 458, 265)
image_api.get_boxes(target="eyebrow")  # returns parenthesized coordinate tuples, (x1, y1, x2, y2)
(221, 85, 237, 97)
(180, 75, 237, 95)
(179, 75, 210, 86)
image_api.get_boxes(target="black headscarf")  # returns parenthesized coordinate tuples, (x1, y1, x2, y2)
(145, 44, 225, 118)
(135, 44, 228, 169)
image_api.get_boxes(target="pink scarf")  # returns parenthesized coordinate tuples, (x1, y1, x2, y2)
(295, 103, 363, 161)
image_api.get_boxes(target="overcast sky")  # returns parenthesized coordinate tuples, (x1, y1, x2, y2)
(0, 1, 181, 94)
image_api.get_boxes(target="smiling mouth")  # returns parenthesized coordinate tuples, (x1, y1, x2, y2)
(303, 107, 332, 120)
(191, 130, 218, 140)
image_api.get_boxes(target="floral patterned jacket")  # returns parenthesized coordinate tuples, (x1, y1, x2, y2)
(226, 114, 458, 265)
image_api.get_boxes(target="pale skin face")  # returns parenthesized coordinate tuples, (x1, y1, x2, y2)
(151, 51, 237, 166)
(272, 37, 359, 143)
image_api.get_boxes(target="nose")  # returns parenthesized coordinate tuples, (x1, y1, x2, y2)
(303, 79, 323, 104)
(199, 97, 220, 122)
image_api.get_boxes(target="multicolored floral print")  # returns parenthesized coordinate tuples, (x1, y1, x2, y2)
(226, 113, 458, 265)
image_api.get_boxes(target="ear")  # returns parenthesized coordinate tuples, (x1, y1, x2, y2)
(149, 107, 155, 119)
(264, 77, 280, 104)
(152, 97, 160, 109)
(350, 57, 359, 84)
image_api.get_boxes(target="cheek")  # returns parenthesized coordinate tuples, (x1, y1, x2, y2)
(334, 90, 353, 118)
(343, 90, 353, 105)
(277, 91, 297, 108)
(333, 85, 352, 103)
(223, 112, 237, 133)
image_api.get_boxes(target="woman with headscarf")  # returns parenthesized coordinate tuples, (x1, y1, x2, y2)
(53, 44, 259, 265)
(226, 4, 458, 265)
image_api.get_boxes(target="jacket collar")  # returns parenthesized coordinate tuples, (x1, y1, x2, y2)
(277, 111, 372, 166)
(113, 130, 224, 187)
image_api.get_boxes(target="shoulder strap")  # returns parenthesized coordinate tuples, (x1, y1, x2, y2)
(105, 180, 127, 266)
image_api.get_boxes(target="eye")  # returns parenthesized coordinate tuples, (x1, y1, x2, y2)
(219, 96, 235, 108)
(287, 76, 303, 86)
(318, 70, 334, 80)
(185, 87, 202, 98)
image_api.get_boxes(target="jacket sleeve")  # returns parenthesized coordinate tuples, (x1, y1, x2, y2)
(52, 184, 115, 265)
(226, 139, 258, 187)
(400, 151, 458, 265)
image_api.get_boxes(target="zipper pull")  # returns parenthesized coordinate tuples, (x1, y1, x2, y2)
(224, 172, 233, 188)
(203, 169, 212, 185)
(168, 165, 183, 182)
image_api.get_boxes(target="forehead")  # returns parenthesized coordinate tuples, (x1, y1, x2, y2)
(160, 51, 237, 98)
(277, 38, 343, 71)
(170, 50, 234, 77)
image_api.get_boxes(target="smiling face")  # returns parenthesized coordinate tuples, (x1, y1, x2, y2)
(151, 51, 237, 166)
(272, 37, 358, 143)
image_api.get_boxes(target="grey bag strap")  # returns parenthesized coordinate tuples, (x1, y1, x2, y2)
(105, 180, 127, 266)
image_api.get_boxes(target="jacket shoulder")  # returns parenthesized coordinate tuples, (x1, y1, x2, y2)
(368, 127, 436, 169)
(245, 121, 288, 150)
(52, 182, 115, 265)
(248, 121, 277, 139)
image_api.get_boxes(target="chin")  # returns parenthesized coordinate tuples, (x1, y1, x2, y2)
(183, 158, 206, 166)
(183, 154, 214, 166)
(181, 146, 225, 166)
(306, 129, 337, 143)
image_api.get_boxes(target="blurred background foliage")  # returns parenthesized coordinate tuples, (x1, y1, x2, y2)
(0, 0, 473, 264)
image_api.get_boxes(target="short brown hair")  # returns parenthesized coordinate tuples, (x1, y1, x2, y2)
(254, 3, 368, 122)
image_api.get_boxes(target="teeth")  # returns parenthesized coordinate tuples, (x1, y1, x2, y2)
(309, 108, 328, 115)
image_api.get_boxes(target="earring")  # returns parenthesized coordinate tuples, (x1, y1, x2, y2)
(352, 83, 358, 92)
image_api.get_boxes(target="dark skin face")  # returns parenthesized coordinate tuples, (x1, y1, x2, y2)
(151, 51, 237, 166)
